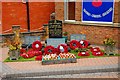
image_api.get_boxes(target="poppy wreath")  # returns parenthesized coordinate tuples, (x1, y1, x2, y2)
(20, 49, 33, 59)
(54, 48, 59, 55)
(92, 51, 104, 56)
(20, 51, 35, 59)
(29, 50, 42, 56)
(79, 40, 89, 48)
(78, 52, 90, 56)
(90, 47, 100, 52)
(69, 40, 80, 50)
(35, 55, 42, 61)
(27, 51, 35, 58)
(44, 45, 55, 55)
(20, 48, 26, 54)
(57, 44, 68, 53)
(20, 53, 29, 59)
(32, 40, 42, 51)
(34, 51, 42, 56)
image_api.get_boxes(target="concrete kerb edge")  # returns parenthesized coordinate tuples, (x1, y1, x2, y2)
(3, 68, 119, 79)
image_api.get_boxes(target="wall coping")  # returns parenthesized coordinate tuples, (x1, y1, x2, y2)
(0, 30, 46, 36)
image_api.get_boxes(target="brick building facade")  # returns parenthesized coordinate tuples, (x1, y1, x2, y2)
(2, 2, 55, 34)
(1, 1, 120, 49)
(55, 1, 120, 48)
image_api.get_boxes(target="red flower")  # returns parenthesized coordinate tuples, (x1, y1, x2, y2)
(44, 45, 55, 55)
(20, 48, 26, 54)
(92, 51, 104, 56)
(90, 47, 100, 52)
(20, 53, 29, 59)
(35, 55, 42, 61)
(34, 51, 42, 56)
(32, 40, 42, 51)
(27, 51, 35, 58)
(54, 48, 59, 55)
(78, 52, 90, 56)
(79, 40, 89, 48)
(57, 44, 68, 53)
(90, 47, 104, 56)
(69, 40, 80, 50)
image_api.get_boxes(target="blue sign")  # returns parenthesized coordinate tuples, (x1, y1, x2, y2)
(82, 0, 114, 23)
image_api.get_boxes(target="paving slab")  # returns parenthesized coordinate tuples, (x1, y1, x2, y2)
(0, 47, 119, 79)
(1, 56, 119, 79)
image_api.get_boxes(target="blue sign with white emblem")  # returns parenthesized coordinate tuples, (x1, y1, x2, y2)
(82, 0, 114, 23)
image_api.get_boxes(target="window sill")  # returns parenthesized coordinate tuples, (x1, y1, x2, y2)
(63, 21, 120, 28)
(64, 20, 76, 23)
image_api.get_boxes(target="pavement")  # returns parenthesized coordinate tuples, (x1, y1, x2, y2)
(0, 47, 120, 80)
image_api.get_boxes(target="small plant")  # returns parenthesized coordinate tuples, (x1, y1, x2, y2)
(63, 31, 68, 36)
(103, 37, 116, 46)
(74, 48, 79, 52)
(79, 48, 88, 52)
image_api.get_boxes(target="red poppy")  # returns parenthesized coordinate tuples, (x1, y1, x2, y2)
(54, 48, 59, 55)
(20, 48, 26, 54)
(44, 45, 55, 55)
(57, 44, 68, 53)
(79, 40, 89, 48)
(34, 51, 42, 56)
(78, 52, 90, 56)
(28, 48, 34, 52)
(32, 40, 42, 51)
(27, 51, 35, 58)
(35, 55, 42, 61)
(90, 47, 100, 52)
(92, 51, 104, 56)
(69, 40, 80, 50)
(20, 53, 29, 59)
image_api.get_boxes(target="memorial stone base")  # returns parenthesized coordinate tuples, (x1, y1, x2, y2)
(9, 50, 20, 60)
(42, 58, 77, 65)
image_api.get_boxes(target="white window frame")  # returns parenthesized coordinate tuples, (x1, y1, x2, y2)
(22, 0, 27, 3)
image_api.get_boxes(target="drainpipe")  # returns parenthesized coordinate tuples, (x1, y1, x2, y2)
(26, 0, 30, 32)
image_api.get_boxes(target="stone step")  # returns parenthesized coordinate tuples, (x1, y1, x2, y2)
(1, 72, 119, 80)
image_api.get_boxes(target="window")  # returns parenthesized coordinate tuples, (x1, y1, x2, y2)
(64, 0, 75, 21)
(22, 0, 27, 3)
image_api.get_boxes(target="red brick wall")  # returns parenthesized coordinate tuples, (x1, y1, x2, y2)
(2, 2, 55, 34)
(0, 1, 1, 33)
(55, 2, 120, 48)
(63, 24, 119, 48)
(2, 2, 28, 34)
(55, 2, 64, 20)
(29, 2, 55, 31)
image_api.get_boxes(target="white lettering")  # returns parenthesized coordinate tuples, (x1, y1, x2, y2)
(83, 8, 91, 16)
(91, 14, 102, 18)
(102, 7, 113, 17)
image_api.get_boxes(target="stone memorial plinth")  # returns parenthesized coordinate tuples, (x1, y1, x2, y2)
(48, 20, 62, 38)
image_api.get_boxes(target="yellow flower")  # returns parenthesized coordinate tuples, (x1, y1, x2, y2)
(9, 45, 16, 50)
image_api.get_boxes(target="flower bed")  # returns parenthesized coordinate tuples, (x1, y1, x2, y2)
(4, 40, 120, 63)
(4, 51, 120, 62)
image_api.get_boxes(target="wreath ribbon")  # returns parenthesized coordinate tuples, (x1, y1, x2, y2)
(79, 40, 89, 48)
(57, 44, 68, 53)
